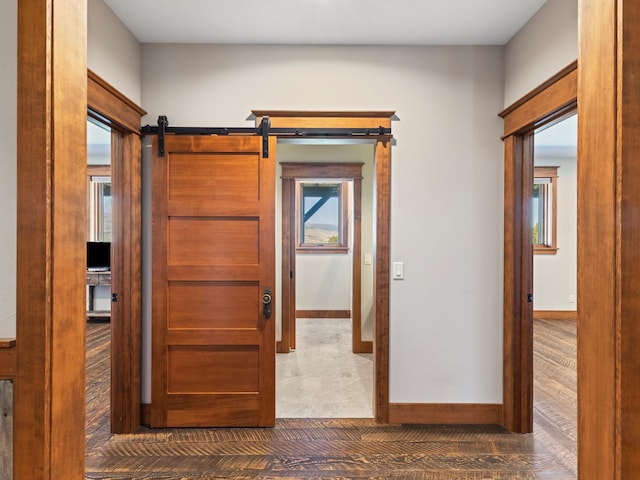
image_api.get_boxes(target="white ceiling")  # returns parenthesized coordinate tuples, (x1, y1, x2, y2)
(102, 0, 547, 46)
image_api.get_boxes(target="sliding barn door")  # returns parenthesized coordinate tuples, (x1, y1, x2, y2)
(151, 135, 276, 427)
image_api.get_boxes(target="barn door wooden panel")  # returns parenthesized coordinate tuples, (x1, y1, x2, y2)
(151, 135, 275, 427)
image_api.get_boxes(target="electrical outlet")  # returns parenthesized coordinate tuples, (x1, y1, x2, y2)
(569, 294, 576, 303)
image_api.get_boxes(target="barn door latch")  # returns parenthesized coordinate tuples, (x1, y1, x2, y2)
(262, 285, 273, 319)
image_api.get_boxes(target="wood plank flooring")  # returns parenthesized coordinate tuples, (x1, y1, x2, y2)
(85, 318, 576, 479)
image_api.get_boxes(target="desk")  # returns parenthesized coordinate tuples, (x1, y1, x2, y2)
(87, 270, 111, 319)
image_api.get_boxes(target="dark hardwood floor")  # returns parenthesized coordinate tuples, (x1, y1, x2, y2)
(85, 318, 576, 479)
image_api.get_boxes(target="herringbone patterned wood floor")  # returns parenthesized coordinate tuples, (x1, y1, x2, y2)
(85, 318, 576, 479)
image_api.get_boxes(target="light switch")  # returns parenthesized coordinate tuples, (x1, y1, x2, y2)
(364, 253, 372, 265)
(393, 261, 404, 280)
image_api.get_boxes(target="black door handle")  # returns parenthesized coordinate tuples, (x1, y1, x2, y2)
(262, 286, 272, 319)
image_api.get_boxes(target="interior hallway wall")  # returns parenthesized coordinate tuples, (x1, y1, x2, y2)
(504, 0, 578, 107)
(140, 44, 505, 404)
(88, 0, 142, 105)
(0, 0, 17, 337)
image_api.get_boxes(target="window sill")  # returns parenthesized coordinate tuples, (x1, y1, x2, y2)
(534, 246, 559, 255)
(296, 246, 349, 255)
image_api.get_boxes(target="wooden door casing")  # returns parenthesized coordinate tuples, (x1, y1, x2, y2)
(280, 162, 367, 354)
(151, 135, 276, 427)
(88, 69, 146, 434)
(499, 63, 577, 434)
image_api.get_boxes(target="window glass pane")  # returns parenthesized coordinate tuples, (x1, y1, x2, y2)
(87, 118, 111, 242)
(532, 182, 551, 245)
(301, 183, 340, 245)
(101, 182, 112, 242)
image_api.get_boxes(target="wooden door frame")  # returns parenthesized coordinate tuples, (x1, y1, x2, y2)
(15, 1, 88, 477)
(578, 1, 640, 476)
(88, 70, 146, 434)
(280, 162, 369, 354)
(499, 61, 577, 433)
(254, 110, 393, 422)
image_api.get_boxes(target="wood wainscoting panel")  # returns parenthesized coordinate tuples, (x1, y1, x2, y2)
(389, 403, 503, 425)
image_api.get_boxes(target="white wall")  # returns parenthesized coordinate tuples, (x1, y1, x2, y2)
(88, 0, 142, 105)
(141, 44, 505, 404)
(0, 0, 17, 337)
(533, 155, 577, 311)
(296, 255, 352, 311)
(504, 0, 578, 107)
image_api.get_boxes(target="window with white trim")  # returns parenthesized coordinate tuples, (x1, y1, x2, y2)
(532, 166, 558, 254)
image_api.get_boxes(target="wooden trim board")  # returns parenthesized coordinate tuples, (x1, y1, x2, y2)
(296, 310, 351, 319)
(252, 110, 394, 129)
(88, 70, 146, 134)
(15, 1, 87, 478)
(0, 340, 16, 380)
(533, 311, 577, 320)
(500, 63, 577, 138)
(374, 140, 391, 423)
(140, 403, 151, 427)
(389, 403, 503, 425)
(577, 1, 640, 477)
(499, 61, 577, 119)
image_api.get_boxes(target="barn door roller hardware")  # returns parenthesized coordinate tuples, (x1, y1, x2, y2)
(141, 115, 392, 159)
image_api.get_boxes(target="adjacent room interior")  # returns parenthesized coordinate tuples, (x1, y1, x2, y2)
(532, 113, 578, 474)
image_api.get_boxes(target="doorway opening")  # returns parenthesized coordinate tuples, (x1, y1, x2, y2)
(499, 61, 577, 434)
(86, 70, 146, 435)
(531, 113, 578, 474)
(143, 111, 391, 426)
(277, 149, 374, 418)
(252, 108, 393, 424)
(85, 117, 114, 447)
